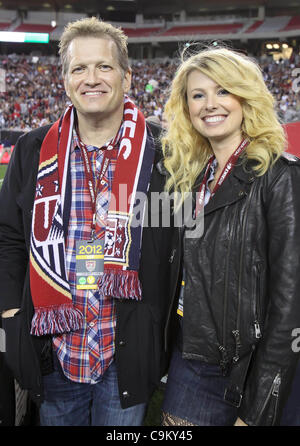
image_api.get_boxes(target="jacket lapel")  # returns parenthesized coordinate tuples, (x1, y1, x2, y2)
(204, 160, 256, 216)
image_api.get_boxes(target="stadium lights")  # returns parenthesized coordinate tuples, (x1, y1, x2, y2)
(273, 43, 280, 49)
(282, 43, 289, 49)
(51, 20, 56, 27)
(0, 31, 49, 44)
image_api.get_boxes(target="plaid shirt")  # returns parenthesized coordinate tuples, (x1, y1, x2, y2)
(53, 127, 121, 383)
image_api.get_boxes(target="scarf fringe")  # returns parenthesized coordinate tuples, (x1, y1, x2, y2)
(98, 269, 142, 301)
(30, 304, 84, 336)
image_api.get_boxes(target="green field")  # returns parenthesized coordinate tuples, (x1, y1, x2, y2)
(144, 387, 164, 426)
(0, 165, 7, 188)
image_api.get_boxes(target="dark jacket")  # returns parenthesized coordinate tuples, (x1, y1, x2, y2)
(0, 319, 15, 426)
(180, 153, 300, 425)
(0, 123, 179, 409)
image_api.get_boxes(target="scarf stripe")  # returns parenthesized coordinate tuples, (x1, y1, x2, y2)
(98, 98, 154, 298)
(59, 109, 74, 214)
(30, 99, 155, 336)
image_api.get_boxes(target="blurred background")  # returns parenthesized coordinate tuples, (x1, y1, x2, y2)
(1, 0, 300, 170)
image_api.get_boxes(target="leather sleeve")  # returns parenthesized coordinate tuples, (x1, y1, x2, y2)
(238, 159, 300, 425)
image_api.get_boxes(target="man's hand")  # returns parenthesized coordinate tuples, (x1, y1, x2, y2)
(234, 417, 248, 426)
(1, 308, 20, 318)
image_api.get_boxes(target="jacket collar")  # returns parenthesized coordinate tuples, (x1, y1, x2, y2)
(232, 157, 257, 184)
(204, 158, 256, 216)
(35, 124, 52, 145)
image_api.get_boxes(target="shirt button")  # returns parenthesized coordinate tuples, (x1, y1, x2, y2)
(89, 322, 95, 328)
(122, 391, 130, 398)
(100, 180, 105, 185)
(119, 340, 126, 346)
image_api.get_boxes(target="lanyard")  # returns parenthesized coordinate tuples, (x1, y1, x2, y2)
(77, 131, 119, 241)
(195, 138, 249, 217)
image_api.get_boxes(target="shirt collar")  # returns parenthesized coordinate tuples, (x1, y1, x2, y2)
(71, 122, 124, 154)
(207, 158, 218, 181)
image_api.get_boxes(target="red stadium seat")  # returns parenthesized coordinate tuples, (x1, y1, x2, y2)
(14, 24, 56, 33)
(122, 27, 162, 37)
(161, 23, 243, 36)
(0, 22, 11, 30)
(281, 16, 300, 31)
(244, 21, 264, 33)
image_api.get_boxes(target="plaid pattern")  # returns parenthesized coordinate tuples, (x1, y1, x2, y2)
(53, 128, 121, 383)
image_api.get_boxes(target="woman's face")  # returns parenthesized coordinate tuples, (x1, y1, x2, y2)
(186, 69, 244, 147)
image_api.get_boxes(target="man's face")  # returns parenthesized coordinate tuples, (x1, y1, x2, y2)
(64, 36, 131, 124)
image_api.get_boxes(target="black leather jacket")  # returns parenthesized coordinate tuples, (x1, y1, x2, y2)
(177, 153, 300, 426)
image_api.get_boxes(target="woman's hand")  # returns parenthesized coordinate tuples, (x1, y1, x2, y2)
(234, 417, 248, 426)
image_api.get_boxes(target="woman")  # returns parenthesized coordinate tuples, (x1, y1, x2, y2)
(161, 46, 300, 426)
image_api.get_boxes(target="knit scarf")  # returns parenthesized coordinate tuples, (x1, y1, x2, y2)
(30, 97, 155, 336)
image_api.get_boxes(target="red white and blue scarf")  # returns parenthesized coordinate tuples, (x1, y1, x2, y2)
(30, 97, 155, 336)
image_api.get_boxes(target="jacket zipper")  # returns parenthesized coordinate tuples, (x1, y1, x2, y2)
(254, 320, 262, 339)
(253, 264, 262, 339)
(221, 205, 238, 369)
(166, 183, 202, 352)
(272, 374, 281, 397)
(234, 182, 257, 361)
(164, 226, 183, 351)
(257, 373, 281, 425)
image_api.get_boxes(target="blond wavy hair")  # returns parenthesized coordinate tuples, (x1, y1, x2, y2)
(162, 46, 286, 199)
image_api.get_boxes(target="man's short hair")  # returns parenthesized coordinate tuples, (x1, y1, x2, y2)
(59, 17, 129, 77)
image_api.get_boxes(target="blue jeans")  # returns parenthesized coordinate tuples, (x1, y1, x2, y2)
(162, 346, 238, 426)
(281, 358, 300, 426)
(39, 355, 147, 426)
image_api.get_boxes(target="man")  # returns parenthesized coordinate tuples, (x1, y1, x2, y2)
(0, 17, 178, 426)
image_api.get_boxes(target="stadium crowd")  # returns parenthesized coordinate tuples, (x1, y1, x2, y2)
(0, 52, 300, 132)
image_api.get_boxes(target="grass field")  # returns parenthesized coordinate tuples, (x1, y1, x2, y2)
(144, 387, 165, 426)
(0, 165, 7, 188)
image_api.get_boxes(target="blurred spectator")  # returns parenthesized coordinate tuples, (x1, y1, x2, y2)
(0, 53, 300, 131)
(146, 115, 161, 125)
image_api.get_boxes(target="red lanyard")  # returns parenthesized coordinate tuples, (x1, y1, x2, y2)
(77, 131, 119, 241)
(196, 138, 249, 216)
